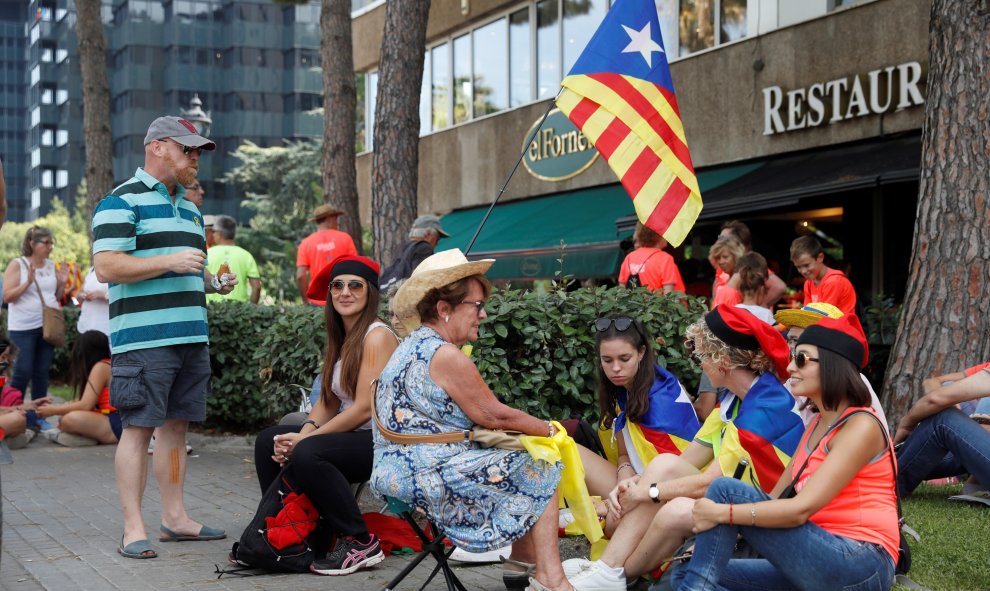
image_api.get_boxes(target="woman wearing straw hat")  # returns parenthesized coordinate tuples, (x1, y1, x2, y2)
(371, 249, 573, 591)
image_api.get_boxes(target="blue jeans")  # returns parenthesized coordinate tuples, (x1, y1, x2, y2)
(673, 478, 894, 591)
(896, 407, 990, 495)
(8, 328, 54, 400)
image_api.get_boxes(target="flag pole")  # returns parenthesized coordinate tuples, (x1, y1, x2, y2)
(464, 91, 562, 257)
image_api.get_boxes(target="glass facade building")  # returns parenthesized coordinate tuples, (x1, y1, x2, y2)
(1, 1, 28, 220)
(16, 0, 322, 222)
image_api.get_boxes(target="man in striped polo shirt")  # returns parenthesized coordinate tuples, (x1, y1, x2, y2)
(92, 116, 237, 560)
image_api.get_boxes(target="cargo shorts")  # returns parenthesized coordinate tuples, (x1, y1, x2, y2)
(110, 344, 212, 429)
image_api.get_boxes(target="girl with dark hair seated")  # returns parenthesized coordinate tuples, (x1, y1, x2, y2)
(578, 314, 700, 535)
(253, 255, 399, 576)
(674, 315, 899, 591)
(37, 330, 121, 444)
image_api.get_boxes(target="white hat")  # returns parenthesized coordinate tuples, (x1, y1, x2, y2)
(392, 248, 494, 327)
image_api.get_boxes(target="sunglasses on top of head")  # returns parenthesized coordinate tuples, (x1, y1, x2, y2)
(594, 316, 635, 333)
(329, 280, 366, 296)
(791, 350, 819, 368)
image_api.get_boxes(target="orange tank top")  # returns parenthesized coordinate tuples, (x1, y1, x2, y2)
(791, 407, 899, 564)
(97, 358, 116, 414)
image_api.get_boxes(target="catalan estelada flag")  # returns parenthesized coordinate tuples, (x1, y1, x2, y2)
(695, 373, 805, 492)
(556, 0, 701, 247)
(598, 365, 700, 471)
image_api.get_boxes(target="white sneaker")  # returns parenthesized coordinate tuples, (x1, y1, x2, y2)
(568, 562, 626, 591)
(448, 544, 511, 563)
(562, 557, 594, 578)
(42, 427, 62, 442)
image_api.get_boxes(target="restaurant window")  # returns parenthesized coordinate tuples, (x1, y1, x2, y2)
(431, 43, 450, 131)
(473, 18, 507, 117)
(452, 34, 471, 124)
(508, 8, 531, 107)
(536, 0, 560, 100)
(562, 0, 607, 73)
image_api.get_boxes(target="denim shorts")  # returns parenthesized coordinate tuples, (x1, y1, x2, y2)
(110, 344, 212, 429)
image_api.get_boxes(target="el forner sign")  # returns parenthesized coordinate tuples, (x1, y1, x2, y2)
(763, 61, 925, 135)
(523, 109, 598, 181)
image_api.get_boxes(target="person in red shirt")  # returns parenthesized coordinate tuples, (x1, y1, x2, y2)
(618, 224, 685, 293)
(789, 236, 857, 317)
(296, 204, 358, 305)
(719, 220, 787, 308)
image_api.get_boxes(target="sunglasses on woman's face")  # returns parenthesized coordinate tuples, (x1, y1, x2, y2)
(329, 280, 366, 296)
(594, 317, 634, 332)
(791, 350, 820, 369)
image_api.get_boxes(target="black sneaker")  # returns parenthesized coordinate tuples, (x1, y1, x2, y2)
(310, 534, 385, 575)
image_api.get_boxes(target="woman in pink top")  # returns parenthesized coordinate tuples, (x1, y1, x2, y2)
(673, 314, 899, 591)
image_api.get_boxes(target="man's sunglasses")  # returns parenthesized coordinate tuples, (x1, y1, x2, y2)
(160, 138, 202, 157)
(329, 280, 366, 296)
(594, 317, 635, 332)
(791, 350, 820, 368)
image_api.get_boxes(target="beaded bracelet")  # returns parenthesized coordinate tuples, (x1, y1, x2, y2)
(750, 504, 757, 526)
(616, 462, 634, 473)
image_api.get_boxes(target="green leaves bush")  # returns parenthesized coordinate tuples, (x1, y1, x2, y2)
(207, 301, 324, 429)
(27, 284, 705, 431)
(474, 283, 708, 424)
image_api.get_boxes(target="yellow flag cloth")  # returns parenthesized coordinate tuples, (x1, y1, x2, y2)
(520, 421, 604, 544)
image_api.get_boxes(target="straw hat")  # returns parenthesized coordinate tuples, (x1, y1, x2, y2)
(311, 204, 344, 221)
(774, 302, 843, 329)
(392, 248, 494, 327)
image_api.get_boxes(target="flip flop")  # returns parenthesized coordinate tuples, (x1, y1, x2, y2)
(118, 536, 158, 559)
(159, 524, 227, 542)
(502, 557, 536, 590)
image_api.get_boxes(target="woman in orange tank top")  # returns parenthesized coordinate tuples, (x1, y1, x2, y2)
(671, 315, 898, 591)
(37, 331, 120, 444)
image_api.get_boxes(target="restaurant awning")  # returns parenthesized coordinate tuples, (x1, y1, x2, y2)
(437, 184, 635, 281)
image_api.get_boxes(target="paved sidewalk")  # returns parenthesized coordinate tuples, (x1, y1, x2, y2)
(0, 435, 531, 591)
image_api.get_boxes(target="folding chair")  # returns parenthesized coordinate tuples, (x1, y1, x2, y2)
(380, 496, 467, 591)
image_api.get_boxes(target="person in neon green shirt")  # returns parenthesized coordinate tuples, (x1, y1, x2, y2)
(206, 215, 261, 303)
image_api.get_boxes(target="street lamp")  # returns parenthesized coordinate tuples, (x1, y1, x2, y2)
(180, 93, 212, 137)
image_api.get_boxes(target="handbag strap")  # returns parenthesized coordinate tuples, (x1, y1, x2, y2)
(370, 378, 474, 445)
(23, 258, 47, 307)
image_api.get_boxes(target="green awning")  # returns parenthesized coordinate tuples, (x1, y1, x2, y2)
(437, 185, 636, 281)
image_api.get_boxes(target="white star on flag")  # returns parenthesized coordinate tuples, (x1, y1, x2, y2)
(621, 22, 663, 68)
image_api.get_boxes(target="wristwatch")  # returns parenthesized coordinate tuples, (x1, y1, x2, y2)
(648, 482, 662, 504)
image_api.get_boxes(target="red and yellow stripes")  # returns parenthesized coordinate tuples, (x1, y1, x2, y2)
(557, 73, 702, 247)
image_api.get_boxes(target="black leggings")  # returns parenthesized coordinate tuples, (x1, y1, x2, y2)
(254, 424, 372, 537)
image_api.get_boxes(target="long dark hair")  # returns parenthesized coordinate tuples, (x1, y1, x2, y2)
(596, 314, 656, 429)
(320, 281, 383, 406)
(69, 331, 111, 400)
(817, 347, 870, 411)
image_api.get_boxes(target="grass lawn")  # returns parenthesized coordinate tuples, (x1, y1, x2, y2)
(895, 483, 990, 590)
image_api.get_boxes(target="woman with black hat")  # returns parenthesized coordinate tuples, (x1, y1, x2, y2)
(673, 314, 899, 591)
(253, 254, 399, 576)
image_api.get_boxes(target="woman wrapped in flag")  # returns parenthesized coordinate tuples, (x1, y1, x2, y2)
(565, 306, 804, 591)
(577, 314, 700, 536)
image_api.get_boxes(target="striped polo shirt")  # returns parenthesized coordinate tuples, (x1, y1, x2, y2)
(92, 168, 209, 354)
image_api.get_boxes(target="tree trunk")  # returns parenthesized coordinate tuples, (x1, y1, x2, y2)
(370, 0, 431, 264)
(880, 0, 990, 425)
(321, 0, 362, 252)
(75, 0, 114, 239)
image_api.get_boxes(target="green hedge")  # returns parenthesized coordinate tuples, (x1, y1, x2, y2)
(9, 285, 707, 431)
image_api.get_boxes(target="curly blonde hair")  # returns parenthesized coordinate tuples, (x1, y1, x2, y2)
(684, 317, 776, 376)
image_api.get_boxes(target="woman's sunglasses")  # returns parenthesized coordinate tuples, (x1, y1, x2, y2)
(594, 317, 634, 332)
(791, 350, 820, 368)
(329, 280, 366, 296)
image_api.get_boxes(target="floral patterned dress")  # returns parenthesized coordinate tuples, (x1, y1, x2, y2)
(371, 326, 561, 552)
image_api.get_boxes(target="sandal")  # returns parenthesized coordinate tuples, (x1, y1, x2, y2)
(118, 536, 158, 559)
(502, 557, 536, 590)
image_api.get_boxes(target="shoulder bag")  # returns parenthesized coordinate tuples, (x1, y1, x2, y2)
(27, 259, 65, 348)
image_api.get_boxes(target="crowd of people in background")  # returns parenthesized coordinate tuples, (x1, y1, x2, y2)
(1, 118, 987, 591)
